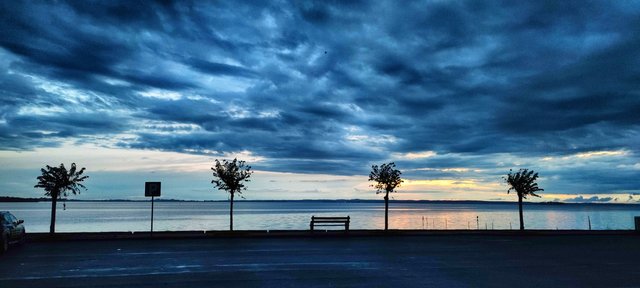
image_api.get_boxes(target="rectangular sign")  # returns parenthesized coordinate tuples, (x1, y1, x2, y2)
(145, 182, 161, 197)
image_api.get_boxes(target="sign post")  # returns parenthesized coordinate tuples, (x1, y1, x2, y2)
(145, 182, 161, 236)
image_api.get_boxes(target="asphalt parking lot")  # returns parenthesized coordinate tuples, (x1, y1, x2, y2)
(1, 234, 639, 287)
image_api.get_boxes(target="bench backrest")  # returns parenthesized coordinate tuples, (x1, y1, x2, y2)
(311, 216, 350, 222)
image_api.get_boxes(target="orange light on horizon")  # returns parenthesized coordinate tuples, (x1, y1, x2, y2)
(403, 179, 481, 189)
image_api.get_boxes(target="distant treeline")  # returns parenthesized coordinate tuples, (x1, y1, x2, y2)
(0, 196, 568, 205)
(6, 196, 639, 205)
(0, 196, 233, 202)
(0, 196, 51, 202)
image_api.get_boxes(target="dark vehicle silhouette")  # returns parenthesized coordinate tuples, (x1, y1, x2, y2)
(1, 211, 26, 253)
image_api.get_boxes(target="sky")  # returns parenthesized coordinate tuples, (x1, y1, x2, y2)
(0, 1, 639, 202)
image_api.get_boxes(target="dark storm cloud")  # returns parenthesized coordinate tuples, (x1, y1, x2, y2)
(0, 0, 639, 194)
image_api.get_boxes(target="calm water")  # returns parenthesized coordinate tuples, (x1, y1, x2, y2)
(1, 201, 639, 232)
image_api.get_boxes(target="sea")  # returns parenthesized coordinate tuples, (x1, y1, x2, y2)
(1, 201, 640, 232)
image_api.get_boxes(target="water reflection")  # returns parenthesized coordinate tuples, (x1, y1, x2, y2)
(0, 201, 638, 232)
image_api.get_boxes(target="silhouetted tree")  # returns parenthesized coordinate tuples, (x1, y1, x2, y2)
(211, 158, 253, 231)
(369, 162, 403, 230)
(34, 163, 88, 234)
(504, 169, 543, 230)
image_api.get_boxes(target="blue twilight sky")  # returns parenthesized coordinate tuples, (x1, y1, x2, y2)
(0, 1, 639, 202)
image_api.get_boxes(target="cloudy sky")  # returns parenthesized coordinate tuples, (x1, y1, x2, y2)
(0, 1, 639, 202)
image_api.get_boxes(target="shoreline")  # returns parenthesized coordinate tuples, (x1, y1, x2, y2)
(26, 229, 639, 242)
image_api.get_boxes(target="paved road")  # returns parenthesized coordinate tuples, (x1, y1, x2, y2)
(1, 235, 639, 287)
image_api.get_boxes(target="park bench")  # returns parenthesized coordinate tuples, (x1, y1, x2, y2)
(310, 216, 350, 231)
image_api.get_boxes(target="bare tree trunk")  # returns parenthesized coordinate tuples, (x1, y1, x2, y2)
(230, 193, 234, 231)
(384, 191, 389, 231)
(518, 195, 524, 230)
(50, 192, 58, 234)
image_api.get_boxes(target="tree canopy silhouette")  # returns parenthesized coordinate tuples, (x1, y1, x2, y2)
(211, 158, 253, 231)
(504, 168, 543, 230)
(369, 162, 403, 230)
(34, 163, 88, 234)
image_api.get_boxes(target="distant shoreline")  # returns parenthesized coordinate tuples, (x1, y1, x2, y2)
(1, 196, 638, 206)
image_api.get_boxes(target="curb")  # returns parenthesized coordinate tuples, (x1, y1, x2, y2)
(26, 229, 639, 242)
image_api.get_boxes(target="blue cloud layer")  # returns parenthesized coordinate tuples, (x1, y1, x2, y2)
(0, 1, 639, 196)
